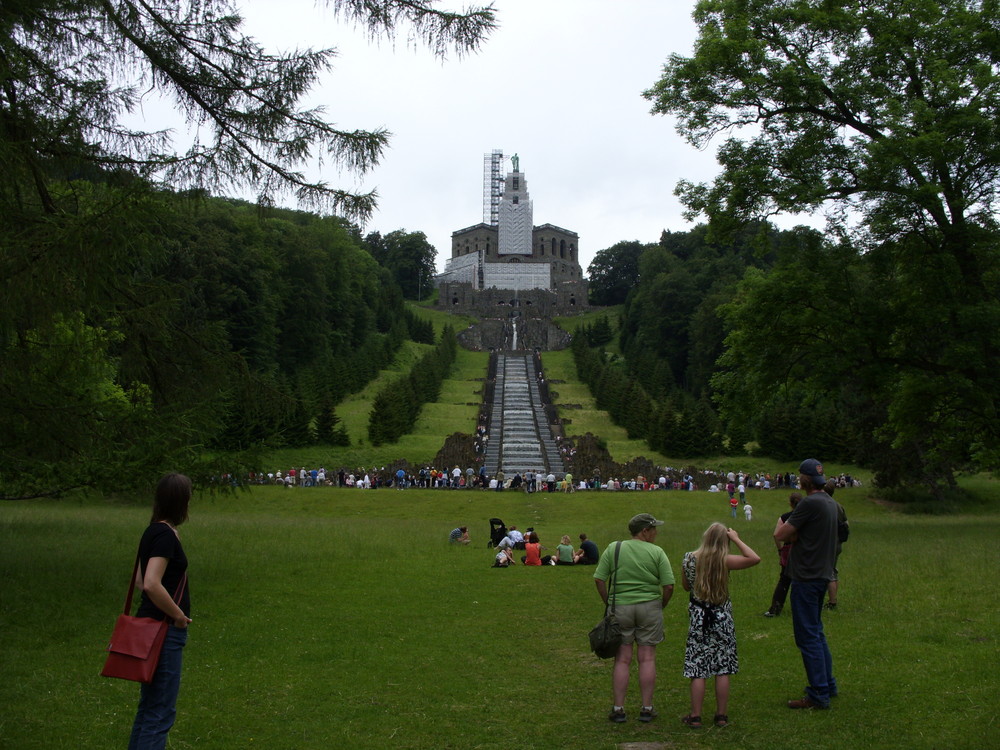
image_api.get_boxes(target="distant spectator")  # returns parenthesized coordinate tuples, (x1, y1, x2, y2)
(521, 532, 553, 566)
(744, 503, 753, 522)
(493, 547, 516, 567)
(555, 535, 575, 565)
(449, 526, 470, 545)
(575, 533, 600, 564)
(823, 481, 850, 611)
(764, 492, 801, 617)
(507, 526, 525, 550)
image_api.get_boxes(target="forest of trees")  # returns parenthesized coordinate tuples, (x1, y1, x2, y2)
(640, 0, 1000, 500)
(2, 188, 436, 498)
(0, 1, 494, 498)
(577, 0, 1000, 501)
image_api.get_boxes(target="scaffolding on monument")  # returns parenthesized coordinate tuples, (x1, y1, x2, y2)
(483, 149, 505, 226)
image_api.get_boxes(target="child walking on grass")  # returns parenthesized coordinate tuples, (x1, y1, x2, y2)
(681, 523, 760, 729)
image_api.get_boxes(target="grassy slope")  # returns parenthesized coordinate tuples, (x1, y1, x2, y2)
(269, 304, 486, 470)
(1, 485, 996, 749)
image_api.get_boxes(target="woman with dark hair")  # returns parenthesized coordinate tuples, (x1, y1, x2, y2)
(520, 532, 553, 565)
(128, 473, 193, 750)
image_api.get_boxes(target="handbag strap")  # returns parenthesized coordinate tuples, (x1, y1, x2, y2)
(122, 551, 188, 616)
(607, 541, 623, 615)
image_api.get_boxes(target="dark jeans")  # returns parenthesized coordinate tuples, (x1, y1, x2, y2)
(129, 625, 187, 750)
(769, 565, 791, 614)
(790, 580, 836, 706)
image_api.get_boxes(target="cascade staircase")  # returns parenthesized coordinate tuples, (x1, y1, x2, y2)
(482, 353, 565, 478)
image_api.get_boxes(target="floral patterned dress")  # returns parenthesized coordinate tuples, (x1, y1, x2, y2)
(682, 551, 739, 678)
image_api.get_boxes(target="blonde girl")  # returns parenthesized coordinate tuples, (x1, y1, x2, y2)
(680, 523, 760, 729)
(555, 535, 575, 565)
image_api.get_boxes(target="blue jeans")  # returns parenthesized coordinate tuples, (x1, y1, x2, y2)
(790, 580, 836, 706)
(128, 625, 187, 750)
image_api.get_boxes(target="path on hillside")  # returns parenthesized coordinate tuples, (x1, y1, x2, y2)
(483, 353, 565, 478)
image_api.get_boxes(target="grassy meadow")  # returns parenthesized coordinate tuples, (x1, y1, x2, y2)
(2, 482, 996, 749)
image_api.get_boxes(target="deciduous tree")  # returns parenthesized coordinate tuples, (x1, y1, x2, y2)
(646, 0, 1000, 495)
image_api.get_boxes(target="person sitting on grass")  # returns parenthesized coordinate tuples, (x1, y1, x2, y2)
(574, 533, 600, 564)
(555, 535, 576, 565)
(493, 547, 516, 567)
(507, 526, 525, 549)
(449, 526, 470, 545)
(520, 532, 553, 565)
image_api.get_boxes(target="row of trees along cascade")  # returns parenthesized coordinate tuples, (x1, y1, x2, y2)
(0, 0, 496, 498)
(367, 327, 457, 446)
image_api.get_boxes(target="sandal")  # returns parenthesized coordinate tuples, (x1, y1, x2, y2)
(714, 714, 729, 727)
(681, 714, 703, 728)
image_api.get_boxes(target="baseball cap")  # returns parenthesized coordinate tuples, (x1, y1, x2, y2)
(628, 513, 665, 535)
(798, 458, 827, 487)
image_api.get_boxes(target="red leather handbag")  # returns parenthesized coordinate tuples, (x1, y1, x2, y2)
(101, 555, 186, 683)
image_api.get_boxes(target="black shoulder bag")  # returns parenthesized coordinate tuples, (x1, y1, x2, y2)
(588, 541, 623, 659)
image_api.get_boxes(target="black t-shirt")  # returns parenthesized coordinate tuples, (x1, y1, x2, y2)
(581, 539, 600, 563)
(136, 522, 190, 620)
(786, 491, 838, 581)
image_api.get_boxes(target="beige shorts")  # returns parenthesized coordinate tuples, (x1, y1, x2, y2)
(614, 599, 664, 646)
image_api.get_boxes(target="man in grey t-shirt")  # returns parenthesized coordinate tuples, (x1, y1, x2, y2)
(775, 458, 839, 709)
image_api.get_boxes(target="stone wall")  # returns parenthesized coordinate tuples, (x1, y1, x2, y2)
(438, 281, 588, 317)
(456, 318, 572, 351)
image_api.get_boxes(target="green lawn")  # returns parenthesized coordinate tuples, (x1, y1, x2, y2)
(269, 340, 487, 471)
(2, 484, 996, 749)
(542, 348, 674, 465)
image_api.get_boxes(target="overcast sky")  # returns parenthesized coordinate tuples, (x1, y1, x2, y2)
(232, 0, 721, 273)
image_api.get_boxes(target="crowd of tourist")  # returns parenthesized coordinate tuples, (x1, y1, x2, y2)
(235, 466, 860, 493)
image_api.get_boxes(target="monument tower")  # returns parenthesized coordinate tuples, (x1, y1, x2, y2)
(437, 150, 587, 302)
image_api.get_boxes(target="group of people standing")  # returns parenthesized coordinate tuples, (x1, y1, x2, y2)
(120, 456, 846, 747)
(594, 457, 845, 729)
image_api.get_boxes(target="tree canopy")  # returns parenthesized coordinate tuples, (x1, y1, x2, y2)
(364, 230, 438, 300)
(645, 0, 1000, 496)
(1, 0, 496, 219)
(0, 0, 495, 497)
(586, 240, 649, 306)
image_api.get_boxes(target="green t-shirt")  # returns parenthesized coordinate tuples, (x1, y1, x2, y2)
(593, 539, 675, 605)
(556, 543, 574, 563)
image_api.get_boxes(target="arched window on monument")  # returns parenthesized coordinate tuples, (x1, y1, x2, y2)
(551, 238, 556, 253)
(560, 240, 566, 258)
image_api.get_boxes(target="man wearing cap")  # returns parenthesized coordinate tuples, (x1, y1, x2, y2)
(594, 513, 675, 724)
(774, 459, 839, 709)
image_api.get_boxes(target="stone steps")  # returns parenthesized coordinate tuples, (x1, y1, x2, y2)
(483, 353, 566, 478)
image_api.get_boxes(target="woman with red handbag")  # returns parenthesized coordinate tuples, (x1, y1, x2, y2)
(128, 473, 193, 750)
